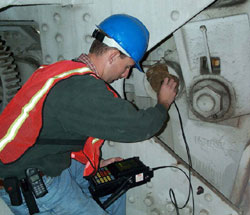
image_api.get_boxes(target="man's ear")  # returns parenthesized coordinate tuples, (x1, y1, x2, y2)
(108, 49, 120, 65)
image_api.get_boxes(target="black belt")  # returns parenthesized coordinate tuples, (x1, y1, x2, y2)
(0, 171, 44, 189)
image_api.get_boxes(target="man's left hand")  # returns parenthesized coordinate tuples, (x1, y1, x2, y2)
(100, 157, 123, 167)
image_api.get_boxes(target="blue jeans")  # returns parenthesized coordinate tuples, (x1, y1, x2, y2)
(0, 160, 126, 215)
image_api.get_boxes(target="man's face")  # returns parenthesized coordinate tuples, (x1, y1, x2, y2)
(103, 52, 135, 83)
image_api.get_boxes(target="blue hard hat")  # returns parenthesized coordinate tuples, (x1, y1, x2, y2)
(97, 14, 149, 72)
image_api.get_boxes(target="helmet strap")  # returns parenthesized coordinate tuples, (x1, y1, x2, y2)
(92, 29, 131, 58)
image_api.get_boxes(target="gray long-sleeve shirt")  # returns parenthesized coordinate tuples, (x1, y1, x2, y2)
(39, 74, 168, 142)
(0, 63, 169, 179)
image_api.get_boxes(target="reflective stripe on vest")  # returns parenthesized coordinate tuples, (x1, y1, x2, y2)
(0, 60, 118, 176)
(0, 65, 90, 153)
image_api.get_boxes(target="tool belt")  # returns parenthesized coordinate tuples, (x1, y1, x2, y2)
(1, 170, 47, 215)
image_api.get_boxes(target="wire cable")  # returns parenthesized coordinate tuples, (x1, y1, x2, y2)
(174, 100, 194, 215)
(156, 101, 195, 215)
(152, 164, 194, 215)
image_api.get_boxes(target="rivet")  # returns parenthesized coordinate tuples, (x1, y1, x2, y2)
(41, 24, 49, 32)
(54, 13, 61, 22)
(183, 206, 192, 214)
(157, 48, 164, 56)
(199, 209, 209, 215)
(45, 55, 52, 63)
(108, 141, 114, 147)
(57, 55, 64, 61)
(204, 193, 213, 202)
(85, 35, 93, 43)
(144, 196, 154, 207)
(151, 208, 160, 215)
(55, 33, 63, 43)
(83, 13, 91, 22)
(171, 10, 180, 21)
(128, 196, 135, 203)
(166, 202, 175, 212)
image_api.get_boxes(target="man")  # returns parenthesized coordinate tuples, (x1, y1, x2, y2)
(0, 14, 177, 214)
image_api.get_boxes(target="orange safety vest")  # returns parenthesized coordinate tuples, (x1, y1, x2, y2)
(0, 60, 118, 176)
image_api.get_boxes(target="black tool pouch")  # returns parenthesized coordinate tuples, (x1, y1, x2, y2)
(3, 177, 23, 206)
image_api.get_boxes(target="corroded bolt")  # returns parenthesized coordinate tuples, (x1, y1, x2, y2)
(197, 186, 204, 195)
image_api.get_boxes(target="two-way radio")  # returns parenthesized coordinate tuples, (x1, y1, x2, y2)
(25, 168, 48, 198)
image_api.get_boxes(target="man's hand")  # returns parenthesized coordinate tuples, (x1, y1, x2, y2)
(100, 157, 123, 167)
(158, 77, 178, 110)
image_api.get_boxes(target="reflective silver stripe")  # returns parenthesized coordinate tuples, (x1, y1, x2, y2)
(0, 67, 91, 151)
(92, 138, 100, 145)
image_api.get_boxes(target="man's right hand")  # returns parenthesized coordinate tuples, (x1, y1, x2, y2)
(157, 77, 178, 110)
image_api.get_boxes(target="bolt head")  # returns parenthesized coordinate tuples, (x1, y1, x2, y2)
(192, 86, 222, 118)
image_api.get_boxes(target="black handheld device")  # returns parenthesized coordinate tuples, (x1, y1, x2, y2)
(25, 168, 48, 198)
(88, 157, 153, 209)
(3, 177, 23, 206)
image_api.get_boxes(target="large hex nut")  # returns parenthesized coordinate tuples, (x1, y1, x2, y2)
(192, 86, 222, 118)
